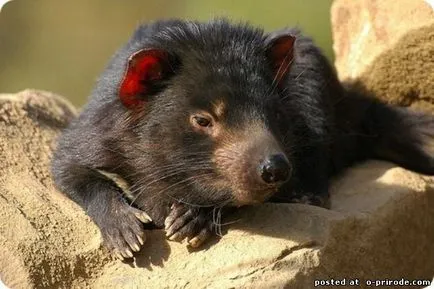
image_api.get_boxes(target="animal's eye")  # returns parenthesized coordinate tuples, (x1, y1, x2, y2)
(193, 115, 212, 127)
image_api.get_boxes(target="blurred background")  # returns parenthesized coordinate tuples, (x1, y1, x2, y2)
(0, 0, 334, 106)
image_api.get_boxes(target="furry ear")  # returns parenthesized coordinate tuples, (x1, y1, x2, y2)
(265, 34, 296, 85)
(119, 48, 174, 108)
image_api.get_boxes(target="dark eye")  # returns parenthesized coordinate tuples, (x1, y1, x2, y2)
(193, 115, 212, 127)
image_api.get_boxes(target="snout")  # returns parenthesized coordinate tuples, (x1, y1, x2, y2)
(211, 125, 293, 205)
(258, 153, 291, 184)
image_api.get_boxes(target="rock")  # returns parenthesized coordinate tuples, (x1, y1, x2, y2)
(0, 90, 108, 289)
(1, 90, 433, 288)
(331, 0, 434, 113)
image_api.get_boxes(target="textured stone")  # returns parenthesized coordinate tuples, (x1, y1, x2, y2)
(331, 0, 434, 113)
(1, 90, 433, 288)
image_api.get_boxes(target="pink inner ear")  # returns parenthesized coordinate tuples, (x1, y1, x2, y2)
(119, 49, 168, 108)
(268, 35, 296, 85)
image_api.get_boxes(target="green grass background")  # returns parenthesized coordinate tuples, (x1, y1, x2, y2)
(0, 0, 334, 106)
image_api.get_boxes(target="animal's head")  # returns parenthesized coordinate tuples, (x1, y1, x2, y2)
(102, 20, 301, 207)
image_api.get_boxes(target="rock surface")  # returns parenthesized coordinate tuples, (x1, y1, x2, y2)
(0, 90, 108, 289)
(2, 2, 434, 287)
(1, 90, 433, 288)
(331, 0, 434, 113)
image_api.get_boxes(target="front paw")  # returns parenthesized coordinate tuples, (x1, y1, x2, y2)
(164, 203, 217, 248)
(96, 201, 152, 260)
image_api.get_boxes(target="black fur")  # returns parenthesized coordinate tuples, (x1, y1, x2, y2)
(51, 19, 434, 257)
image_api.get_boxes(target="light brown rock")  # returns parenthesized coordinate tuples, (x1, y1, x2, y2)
(332, 0, 434, 80)
(1, 90, 433, 288)
(0, 90, 108, 289)
(331, 0, 434, 113)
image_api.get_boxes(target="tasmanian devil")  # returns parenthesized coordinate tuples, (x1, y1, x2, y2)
(51, 19, 434, 259)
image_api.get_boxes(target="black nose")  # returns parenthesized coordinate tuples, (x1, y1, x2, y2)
(259, 154, 291, 184)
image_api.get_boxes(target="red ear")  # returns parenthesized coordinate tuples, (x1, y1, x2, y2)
(119, 48, 170, 108)
(266, 35, 296, 85)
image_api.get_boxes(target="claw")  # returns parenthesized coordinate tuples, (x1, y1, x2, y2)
(168, 232, 181, 241)
(124, 249, 133, 258)
(114, 252, 124, 260)
(136, 234, 145, 245)
(187, 227, 211, 248)
(164, 219, 171, 230)
(131, 243, 141, 252)
(188, 236, 202, 248)
(135, 211, 152, 223)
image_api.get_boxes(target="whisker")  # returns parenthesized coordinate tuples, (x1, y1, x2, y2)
(131, 173, 211, 207)
(128, 165, 213, 195)
(266, 47, 295, 99)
